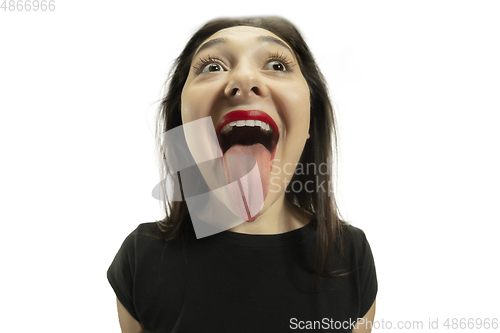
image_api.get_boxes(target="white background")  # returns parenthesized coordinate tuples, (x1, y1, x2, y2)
(1, 1, 499, 332)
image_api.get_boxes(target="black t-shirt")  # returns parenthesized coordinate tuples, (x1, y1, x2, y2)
(107, 220, 377, 332)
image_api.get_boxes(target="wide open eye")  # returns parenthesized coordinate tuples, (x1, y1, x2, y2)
(201, 62, 225, 73)
(264, 60, 287, 72)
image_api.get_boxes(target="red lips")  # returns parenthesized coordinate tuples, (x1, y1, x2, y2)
(215, 110, 279, 137)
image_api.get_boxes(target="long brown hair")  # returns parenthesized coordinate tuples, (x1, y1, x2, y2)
(155, 16, 346, 276)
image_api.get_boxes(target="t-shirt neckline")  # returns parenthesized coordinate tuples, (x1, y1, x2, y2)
(207, 219, 316, 247)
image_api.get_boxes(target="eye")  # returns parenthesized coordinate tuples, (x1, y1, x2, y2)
(201, 62, 225, 73)
(265, 60, 287, 72)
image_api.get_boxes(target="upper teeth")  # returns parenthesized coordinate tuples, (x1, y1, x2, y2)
(220, 120, 272, 134)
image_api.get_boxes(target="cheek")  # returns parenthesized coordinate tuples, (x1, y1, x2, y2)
(271, 81, 310, 181)
(181, 82, 218, 124)
(282, 81, 310, 135)
(181, 80, 223, 123)
(180, 85, 199, 125)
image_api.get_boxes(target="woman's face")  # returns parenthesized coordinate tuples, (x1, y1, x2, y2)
(181, 25, 310, 221)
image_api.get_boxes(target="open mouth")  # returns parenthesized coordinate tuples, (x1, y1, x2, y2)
(215, 110, 280, 222)
(215, 110, 279, 158)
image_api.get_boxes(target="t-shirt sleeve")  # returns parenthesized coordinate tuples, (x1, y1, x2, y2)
(107, 228, 140, 323)
(349, 226, 378, 319)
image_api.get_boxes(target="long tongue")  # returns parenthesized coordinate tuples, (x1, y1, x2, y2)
(223, 143, 271, 221)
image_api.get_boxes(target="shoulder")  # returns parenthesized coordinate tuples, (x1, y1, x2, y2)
(119, 222, 165, 249)
(338, 223, 377, 274)
(341, 223, 374, 254)
(343, 223, 369, 243)
(340, 223, 378, 318)
(134, 222, 163, 238)
(108, 222, 170, 274)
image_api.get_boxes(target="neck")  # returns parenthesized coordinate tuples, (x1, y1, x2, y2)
(228, 194, 310, 234)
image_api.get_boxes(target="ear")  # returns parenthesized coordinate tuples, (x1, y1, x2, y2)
(307, 133, 310, 139)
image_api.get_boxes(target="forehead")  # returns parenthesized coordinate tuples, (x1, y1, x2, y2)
(196, 26, 292, 53)
(208, 26, 279, 40)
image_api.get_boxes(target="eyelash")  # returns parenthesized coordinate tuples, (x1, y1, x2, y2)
(268, 52, 295, 72)
(192, 52, 295, 74)
(192, 55, 220, 74)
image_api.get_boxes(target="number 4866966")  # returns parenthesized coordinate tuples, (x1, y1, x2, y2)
(1, 0, 56, 11)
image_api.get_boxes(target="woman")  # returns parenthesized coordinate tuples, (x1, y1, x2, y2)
(108, 16, 377, 332)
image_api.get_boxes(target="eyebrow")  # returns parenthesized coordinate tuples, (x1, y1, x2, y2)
(194, 37, 227, 57)
(256, 35, 293, 55)
(194, 35, 294, 57)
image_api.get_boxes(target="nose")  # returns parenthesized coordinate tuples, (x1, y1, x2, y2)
(223, 62, 270, 99)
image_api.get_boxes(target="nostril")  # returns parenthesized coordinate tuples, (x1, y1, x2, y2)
(251, 87, 260, 95)
(232, 88, 239, 96)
